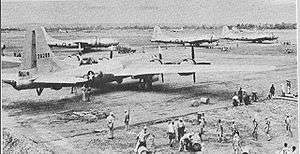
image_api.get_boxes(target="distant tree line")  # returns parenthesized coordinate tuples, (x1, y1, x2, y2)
(1, 22, 297, 32)
(235, 22, 297, 30)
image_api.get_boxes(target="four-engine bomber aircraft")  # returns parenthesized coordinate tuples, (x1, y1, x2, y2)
(2, 27, 275, 96)
(1, 43, 22, 68)
(150, 26, 219, 46)
(221, 26, 278, 43)
(42, 27, 119, 50)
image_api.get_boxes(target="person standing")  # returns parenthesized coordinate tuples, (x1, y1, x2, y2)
(177, 119, 185, 141)
(252, 119, 258, 140)
(291, 146, 297, 154)
(284, 115, 293, 137)
(269, 84, 275, 98)
(199, 118, 205, 141)
(124, 110, 130, 130)
(232, 92, 239, 106)
(281, 84, 286, 96)
(231, 121, 238, 136)
(167, 121, 176, 147)
(286, 80, 291, 94)
(106, 112, 115, 139)
(232, 132, 241, 154)
(216, 119, 224, 142)
(264, 118, 271, 141)
(81, 85, 87, 102)
(281, 143, 289, 154)
(244, 93, 251, 105)
(238, 87, 243, 105)
(135, 126, 150, 152)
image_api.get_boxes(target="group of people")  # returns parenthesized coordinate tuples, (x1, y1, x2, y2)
(167, 119, 186, 148)
(232, 87, 257, 106)
(269, 80, 293, 99)
(251, 115, 294, 142)
(281, 143, 297, 154)
(106, 109, 131, 139)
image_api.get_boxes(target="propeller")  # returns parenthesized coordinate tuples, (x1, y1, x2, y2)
(110, 50, 113, 59)
(161, 74, 164, 83)
(191, 46, 195, 60)
(193, 73, 196, 83)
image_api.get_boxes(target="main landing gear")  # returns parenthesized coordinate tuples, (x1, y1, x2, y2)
(36, 88, 44, 96)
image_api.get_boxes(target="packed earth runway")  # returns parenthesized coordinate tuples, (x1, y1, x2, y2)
(1, 29, 298, 153)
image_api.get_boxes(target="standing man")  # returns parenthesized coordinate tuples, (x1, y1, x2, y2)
(81, 85, 87, 102)
(281, 84, 286, 96)
(232, 132, 241, 154)
(243, 92, 251, 105)
(252, 119, 258, 140)
(107, 112, 115, 139)
(284, 115, 293, 137)
(135, 126, 150, 152)
(231, 121, 238, 136)
(281, 143, 289, 154)
(232, 92, 239, 106)
(269, 84, 275, 98)
(238, 87, 243, 105)
(286, 80, 291, 94)
(264, 118, 271, 141)
(199, 118, 205, 141)
(216, 119, 224, 142)
(124, 110, 130, 131)
(177, 119, 185, 141)
(167, 121, 176, 147)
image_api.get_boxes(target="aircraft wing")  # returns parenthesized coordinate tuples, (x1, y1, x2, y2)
(1, 56, 21, 64)
(114, 64, 276, 77)
(33, 74, 88, 84)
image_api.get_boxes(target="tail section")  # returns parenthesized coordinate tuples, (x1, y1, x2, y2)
(21, 26, 61, 73)
(222, 26, 230, 36)
(152, 26, 164, 39)
(41, 27, 60, 45)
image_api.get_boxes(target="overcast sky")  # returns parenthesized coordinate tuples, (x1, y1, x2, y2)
(1, 0, 296, 26)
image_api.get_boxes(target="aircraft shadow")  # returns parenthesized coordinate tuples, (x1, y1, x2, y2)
(3, 81, 234, 116)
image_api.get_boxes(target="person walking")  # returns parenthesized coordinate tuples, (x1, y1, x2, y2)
(124, 110, 130, 130)
(216, 119, 224, 142)
(264, 118, 271, 141)
(284, 115, 293, 137)
(238, 87, 243, 105)
(269, 84, 275, 98)
(252, 119, 258, 140)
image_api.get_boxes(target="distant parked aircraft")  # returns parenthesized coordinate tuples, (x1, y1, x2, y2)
(150, 26, 219, 47)
(1, 43, 21, 68)
(221, 26, 278, 43)
(42, 27, 119, 50)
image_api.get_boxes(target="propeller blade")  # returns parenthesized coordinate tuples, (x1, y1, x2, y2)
(191, 46, 195, 60)
(161, 73, 164, 83)
(110, 50, 113, 59)
(193, 73, 196, 83)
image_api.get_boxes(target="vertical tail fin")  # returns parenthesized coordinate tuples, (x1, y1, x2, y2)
(221, 26, 230, 37)
(21, 26, 61, 73)
(152, 26, 163, 39)
(41, 27, 60, 44)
